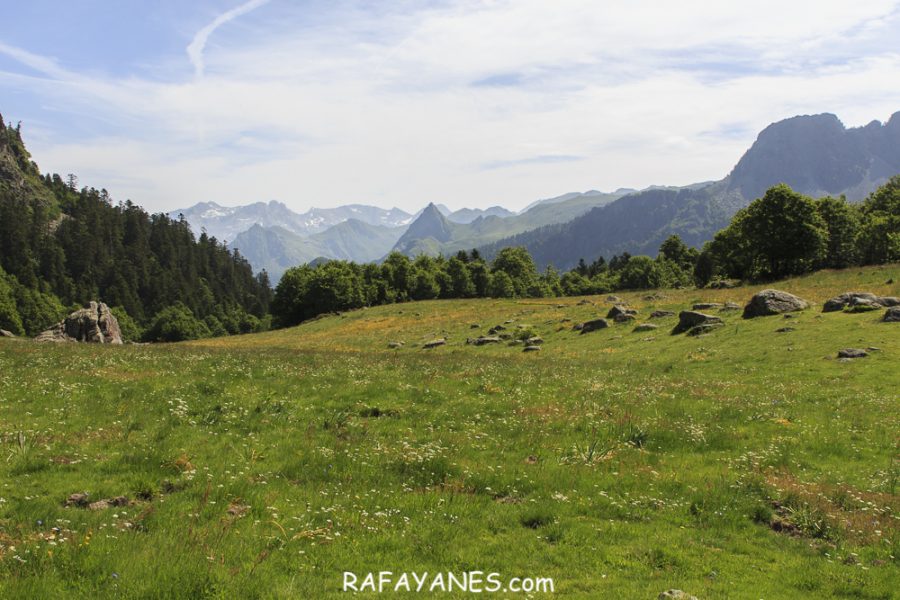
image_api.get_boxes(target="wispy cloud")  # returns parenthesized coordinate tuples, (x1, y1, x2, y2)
(0, 1, 898, 213)
(186, 0, 271, 78)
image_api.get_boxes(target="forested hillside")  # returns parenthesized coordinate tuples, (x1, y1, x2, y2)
(0, 116, 272, 340)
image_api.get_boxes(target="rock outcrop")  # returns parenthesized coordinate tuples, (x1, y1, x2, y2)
(673, 311, 723, 334)
(823, 292, 900, 312)
(883, 306, 900, 322)
(35, 302, 123, 344)
(742, 290, 808, 318)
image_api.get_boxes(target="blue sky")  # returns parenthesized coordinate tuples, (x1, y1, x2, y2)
(1, 0, 899, 213)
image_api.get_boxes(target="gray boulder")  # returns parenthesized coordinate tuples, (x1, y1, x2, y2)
(692, 302, 722, 310)
(522, 345, 541, 352)
(838, 348, 867, 359)
(35, 302, 123, 344)
(742, 290, 808, 318)
(580, 318, 610, 334)
(633, 323, 659, 332)
(525, 336, 544, 345)
(822, 292, 900, 312)
(468, 336, 501, 346)
(649, 310, 675, 319)
(422, 338, 446, 349)
(883, 306, 900, 322)
(658, 591, 698, 600)
(607, 305, 637, 320)
(0, 329, 14, 338)
(673, 311, 722, 334)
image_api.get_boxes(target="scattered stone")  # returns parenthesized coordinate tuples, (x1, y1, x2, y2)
(673, 311, 723, 334)
(577, 299, 593, 306)
(580, 318, 610, 334)
(525, 336, 544, 345)
(658, 591, 698, 600)
(504, 319, 514, 324)
(606, 295, 623, 303)
(65, 493, 89, 507)
(488, 325, 506, 334)
(742, 289, 808, 318)
(643, 293, 666, 301)
(837, 348, 867, 359)
(499, 333, 512, 340)
(0, 329, 14, 338)
(560, 317, 572, 323)
(422, 338, 446, 349)
(866, 346, 881, 352)
(706, 278, 739, 289)
(35, 301, 123, 344)
(387, 341, 404, 349)
(783, 313, 796, 319)
(776, 327, 795, 333)
(109, 496, 128, 507)
(823, 292, 900, 312)
(607, 305, 637, 320)
(468, 336, 501, 346)
(572, 322, 584, 331)
(470, 323, 480, 329)
(884, 306, 900, 322)
(692, 302, 722, 310)
(555, 304, 565, 309)
(614, 313, 636, 323)
(649, 310, 675, 319)
(524, 455, 539, 464)
(720, 302, 741, 311)
(88, 500, 109, 511)
(523, 345, 541, 352)
(687, 322, 724, 336)
(508, 339, 524, 346)
(633, 323, 659, 332)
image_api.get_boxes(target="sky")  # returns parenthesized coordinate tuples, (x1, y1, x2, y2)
(1, 1, 899, 214)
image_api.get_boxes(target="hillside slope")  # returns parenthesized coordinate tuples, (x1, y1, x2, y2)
(2, 264, 897, 598)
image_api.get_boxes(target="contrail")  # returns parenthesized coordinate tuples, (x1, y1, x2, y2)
(186, 0, 271, 78)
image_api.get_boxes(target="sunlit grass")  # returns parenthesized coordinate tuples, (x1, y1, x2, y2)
(0, 264, 897, 598)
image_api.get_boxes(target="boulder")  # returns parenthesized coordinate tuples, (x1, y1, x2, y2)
(606, 305, 637, 319)
(468, 336, 501, 346)
(692, 302, 722, 310)
(822, 292, 899, 312)
(35, 301, 123, 344)
(633, 323, 659, 332)
(673, 311, 722, 334)
(837, 348, 867, 359)
(687, 322, 724, 336)
(572, 322, 584, 331)
(649, 310, 675, 319)
(658, 591, 698, 600)
(522, 345, 541, 352)
(614, 313, 636, 323)
(776, 327, 795, 333)
(387, 341, 404, 349)
(883, 306, 900, 322)
(422, 338, 446, 349)
(742, 290, 808, 318)
(0, 329, 14, 338)
(606, 295, 623, 303)
(488, 325, 506, 334)
(580, 318, 610, 334)
(525, 336, 544, 345)
(706, 279, 739, 289)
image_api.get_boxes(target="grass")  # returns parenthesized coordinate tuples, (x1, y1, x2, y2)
(0, 264, 898, 598)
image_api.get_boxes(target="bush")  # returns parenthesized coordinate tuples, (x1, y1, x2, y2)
(143, 303, 211, 342)
(110, 306, 143, 342)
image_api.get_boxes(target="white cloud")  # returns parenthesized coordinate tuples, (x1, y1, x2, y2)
(186, 0, 271, 78)
(2, 1, 899, 213)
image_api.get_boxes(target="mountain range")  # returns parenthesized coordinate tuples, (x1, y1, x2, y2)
(171, 111, 900, 279)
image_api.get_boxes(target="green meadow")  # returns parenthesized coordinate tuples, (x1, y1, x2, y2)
(1, 265, 898, 598)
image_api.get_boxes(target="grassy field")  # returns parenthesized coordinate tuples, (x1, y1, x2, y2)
(0, 265, 898, 598)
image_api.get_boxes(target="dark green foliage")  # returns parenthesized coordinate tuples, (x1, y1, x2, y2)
(0, 124, 271, 339)
(110, 306, 143, 342)
(856, 175, 900, 264)
(143, 303, 211, 342)
(816, 196, 860, 268)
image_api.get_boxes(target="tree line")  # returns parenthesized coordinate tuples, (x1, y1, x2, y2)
(271, 177, 900, 327)
(0, 118, 272, 341)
